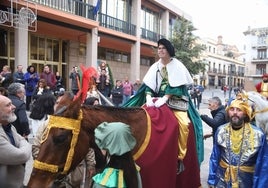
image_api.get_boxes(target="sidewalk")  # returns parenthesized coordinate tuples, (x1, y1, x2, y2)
(199, 88, 228, 187)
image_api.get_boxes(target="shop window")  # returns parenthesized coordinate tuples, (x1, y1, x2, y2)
(53, 40, 59, 61)
(30, 35, 60, 62)
(30, 35, 37, 59)
(0, 30, 7, 56)
(122, 53, 128, 63)
(39, 37, 45, 60)
(106, 50, 114, 60)
(62, 41, 68, 62)
(114, 52, 122, 61)
(46, 39, 52, 61)
(10, 32, 14, 57)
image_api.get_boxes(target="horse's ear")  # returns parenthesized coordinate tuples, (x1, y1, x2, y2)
(73, 93, 83, 104)
(63, 95, 82, 119)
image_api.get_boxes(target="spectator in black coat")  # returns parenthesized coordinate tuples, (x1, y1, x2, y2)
(32, 78, 51, 101)
(7, 83, 30, 138)
(13, 65, 25, 84)
(110, 80, 123, 107)
(84, 97, 100, 106)
(0, 65, 13, 89)
(200, 96, 227, 140)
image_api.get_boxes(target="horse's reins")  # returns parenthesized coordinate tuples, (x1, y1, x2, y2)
(33, 110, 83, 175)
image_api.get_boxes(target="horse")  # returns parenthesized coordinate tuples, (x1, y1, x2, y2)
(27, 91, 201, 188)
(247, 91, 268, 139)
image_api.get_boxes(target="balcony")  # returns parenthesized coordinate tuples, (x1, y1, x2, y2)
(141, 28, 165, 42)
(99, 13, 136, 36)
(207, 68, 217, 75)
(252, 57, 268, 63)
(30, 0, 137, 36)
(30, 0, 95, 19)
(237, 72, 245, 77)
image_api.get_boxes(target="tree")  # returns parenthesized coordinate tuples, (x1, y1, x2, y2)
(170, 17, 206, 75)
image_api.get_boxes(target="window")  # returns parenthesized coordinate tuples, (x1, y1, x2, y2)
(30, 35, 60, 62)
(141, 7, 160, 33)
(46, 39, 52, 61)
(258, 34, 267, 45)
(106, 50, 114, 60)
(0, 29, 14, 69)
(141, 56, 154, 66)
(114, 51, 122, 61)
(102, 0, 128, 21)
(98, 47, 130, 63)
(10, 32, 14, 57)
(62, 41, 68, 62)
(39, 37, 45, 60)
(31, 35, 37, 59)
(256, 64, 266, 75)
(257, 49, 267, 59)
(0, 29, 8, 56)
(169, 18, 179, 38)
(122, 53, 128, 63)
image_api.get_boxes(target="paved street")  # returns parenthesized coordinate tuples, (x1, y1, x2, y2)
(24, 88, 229, 187)
(199, 88, 228, 187)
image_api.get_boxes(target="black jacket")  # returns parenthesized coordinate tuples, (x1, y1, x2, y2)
(8, 95, 30, 136)
(201, 105, 227, 137)
(111, 86, 123, 106)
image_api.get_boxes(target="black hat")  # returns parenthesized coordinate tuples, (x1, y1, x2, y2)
(158, 38, 175, 57)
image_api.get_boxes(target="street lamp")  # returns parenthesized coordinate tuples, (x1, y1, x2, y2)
(229, 64, 235, 99)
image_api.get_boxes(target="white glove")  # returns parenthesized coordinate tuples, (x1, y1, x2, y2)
(146, 95, 155, 107)
(155, 96, 168, 108)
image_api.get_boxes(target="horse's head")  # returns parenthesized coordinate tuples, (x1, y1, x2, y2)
(247, 91, 268, 110)
(28, 92, 91, 188)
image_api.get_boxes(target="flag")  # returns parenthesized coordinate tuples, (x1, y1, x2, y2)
(93, 0, 100, 16)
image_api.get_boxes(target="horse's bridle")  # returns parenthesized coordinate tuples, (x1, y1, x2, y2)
(33, 111, 83, 175)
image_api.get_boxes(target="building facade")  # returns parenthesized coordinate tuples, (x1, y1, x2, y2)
(0, 0, 191, 89)
(243, 26, 268, 91)
(196, 36, 245, 90)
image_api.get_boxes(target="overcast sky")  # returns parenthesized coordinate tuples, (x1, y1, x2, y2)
(168, 0, 268, 50)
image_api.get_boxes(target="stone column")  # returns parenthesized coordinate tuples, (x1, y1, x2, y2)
(161, 10, 169, 38)
(14, 26, 28, 69)
(86, 28, 98, 68)
(130, 0, 141, 82)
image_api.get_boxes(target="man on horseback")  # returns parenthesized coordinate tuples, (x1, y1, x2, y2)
(124, 38, 203, 187)
(208, 93, 267, 187)
(255, 73, 268, 99)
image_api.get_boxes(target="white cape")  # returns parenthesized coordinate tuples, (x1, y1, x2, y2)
(143, 58, 193, 92)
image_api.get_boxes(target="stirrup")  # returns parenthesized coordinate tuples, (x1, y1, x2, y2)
(177, 160, 185, 174)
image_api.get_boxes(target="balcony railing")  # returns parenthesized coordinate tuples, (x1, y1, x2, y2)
(237, 72, 245, 77)
(29, 0, 167, 39)
(98, 13, 136, 36)
(30, 0, 95, 19)
(141, 28, 165, 42)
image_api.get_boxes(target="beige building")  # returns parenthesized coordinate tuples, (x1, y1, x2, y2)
(243, 26, 268, 91)
(0, 0, 192, 89)
(196, 36, 245, 89)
